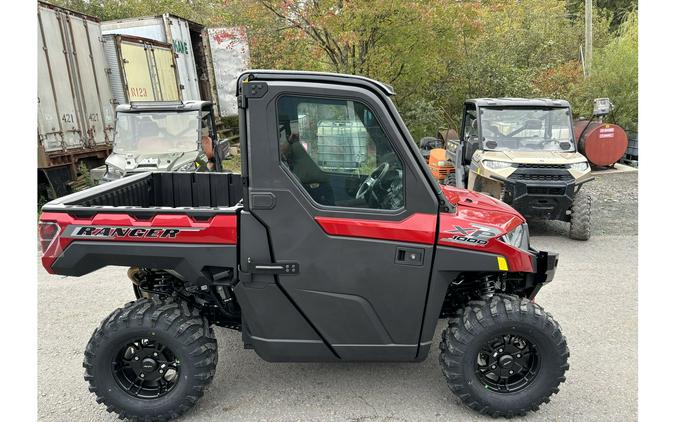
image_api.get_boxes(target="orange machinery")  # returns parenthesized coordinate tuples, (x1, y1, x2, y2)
(427, 148, 454, 183)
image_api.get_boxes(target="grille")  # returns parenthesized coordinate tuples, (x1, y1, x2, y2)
(527, 186, 566, 195)
(514, 173, 572, 181)
(517, 163, 567, 169)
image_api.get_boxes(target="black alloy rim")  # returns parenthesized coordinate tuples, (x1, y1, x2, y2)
(112, 338, 181, 399)
(475, 333, 540, 393)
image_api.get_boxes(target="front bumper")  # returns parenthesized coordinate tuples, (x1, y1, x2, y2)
(502, 178, 576, 220)
(527, 249, 559, 299)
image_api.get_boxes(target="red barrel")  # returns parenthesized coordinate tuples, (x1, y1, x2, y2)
(573, 120, 628, 167)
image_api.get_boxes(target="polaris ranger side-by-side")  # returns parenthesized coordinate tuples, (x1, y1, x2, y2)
(90, 101, 229, 183)
(446, 98, 594, 240)
(39, 71, 568, 421)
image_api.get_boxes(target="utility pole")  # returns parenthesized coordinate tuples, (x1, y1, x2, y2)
(585, 0, 593, 77)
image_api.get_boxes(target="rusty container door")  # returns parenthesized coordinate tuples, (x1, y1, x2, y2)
(38, 5, 84, 151)
(119, 40, 156, 101)
(67, 11, 115, 146)
(163, 15, 201, 101)
(152, 46, 181, 101)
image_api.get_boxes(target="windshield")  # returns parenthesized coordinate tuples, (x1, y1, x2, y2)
(479, 107, 574, 152)
(113, 111, 200, 154)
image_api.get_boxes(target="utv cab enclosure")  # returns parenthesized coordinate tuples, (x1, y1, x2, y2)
(39, 71, 568, 421)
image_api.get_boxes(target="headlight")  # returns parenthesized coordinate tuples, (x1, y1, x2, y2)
(568, 161, 589, 171)
(437, 160, 447, 166)
(500, 223, 529, 250)
(483, 160, 513, 170)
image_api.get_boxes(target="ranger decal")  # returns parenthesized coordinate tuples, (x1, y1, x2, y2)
(65, 226, 201, 239)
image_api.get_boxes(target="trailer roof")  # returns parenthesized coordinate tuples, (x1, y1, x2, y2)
(39, 1, 101, 23)
(101, 13, 204, 31)
(238, 70, 396, 96)
(466, 98, 571, 108)
(116, 101, 211, 112)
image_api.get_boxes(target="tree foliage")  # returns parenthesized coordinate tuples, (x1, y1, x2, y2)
(573, 10, 638, 131)
(50, 0, 638, 139)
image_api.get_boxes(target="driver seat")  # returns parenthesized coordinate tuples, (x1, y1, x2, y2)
(281, 131, 335, 206)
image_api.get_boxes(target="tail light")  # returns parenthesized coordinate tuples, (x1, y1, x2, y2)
(39, 221, 60, 253)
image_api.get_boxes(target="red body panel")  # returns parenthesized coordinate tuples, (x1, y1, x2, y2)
(315, 213, 437, 245)
(39, 212, 237, 274)
(314, 186, 533, 273)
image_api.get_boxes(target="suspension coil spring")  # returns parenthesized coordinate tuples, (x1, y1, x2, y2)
(480, 276, 496, 297)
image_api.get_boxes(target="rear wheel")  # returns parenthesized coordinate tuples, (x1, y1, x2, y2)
(569, 191, 591, 240)
(439, 294, 569, 418)
(83, 298, 218, 421)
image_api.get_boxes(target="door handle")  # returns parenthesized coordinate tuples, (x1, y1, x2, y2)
(243, 258, 299, 275)
(395, 247, 424, 266)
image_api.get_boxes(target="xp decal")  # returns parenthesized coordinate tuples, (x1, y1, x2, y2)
(64, 225, 201, 239)
(439, 223, 501, 246)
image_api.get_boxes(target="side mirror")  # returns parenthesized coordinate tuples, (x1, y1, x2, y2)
(485, 140, 498, 149)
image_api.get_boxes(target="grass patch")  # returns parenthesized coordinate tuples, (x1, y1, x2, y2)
(221, 152, 241, 173)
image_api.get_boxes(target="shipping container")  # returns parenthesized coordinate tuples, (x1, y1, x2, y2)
(38, 1, 115, 196)
(102, 34, 181, 104)
(101, 15, 205, 103)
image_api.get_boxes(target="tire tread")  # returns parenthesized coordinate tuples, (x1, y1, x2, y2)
(438, 294, 569, 418)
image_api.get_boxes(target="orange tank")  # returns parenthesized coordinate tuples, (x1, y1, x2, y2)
(428, 148, 454, 181)
(573, 121, 628, 167)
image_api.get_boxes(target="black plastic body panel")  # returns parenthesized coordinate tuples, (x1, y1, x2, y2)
(414, 246, 504, 360)
(52, 241, 237, 285)
(235, 210, 338, 361)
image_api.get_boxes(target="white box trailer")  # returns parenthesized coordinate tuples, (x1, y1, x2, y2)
(37, 1, 115, 195)
(101, 15, 249, 117)
(101, 14, 205, 103)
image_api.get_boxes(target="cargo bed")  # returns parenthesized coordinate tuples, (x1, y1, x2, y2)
(42, 172, 243, 217)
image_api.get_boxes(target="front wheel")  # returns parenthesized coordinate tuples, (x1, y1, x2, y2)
(569, 191, 592, 240)
(83, 298, 218, 421)
(439, 294, 569, 418)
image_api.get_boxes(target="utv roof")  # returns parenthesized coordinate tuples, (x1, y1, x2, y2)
(467, 98, 571, 108)
(237, 70, 396, 96)
(116, 101, 212, 113)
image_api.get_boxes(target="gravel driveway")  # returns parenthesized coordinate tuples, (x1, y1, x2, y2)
(37, 172, 638, 421)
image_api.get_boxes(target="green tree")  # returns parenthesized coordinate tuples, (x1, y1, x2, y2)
(573, 10, 638, 131)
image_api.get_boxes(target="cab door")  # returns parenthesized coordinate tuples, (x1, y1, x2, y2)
(242, 79, 439, 361)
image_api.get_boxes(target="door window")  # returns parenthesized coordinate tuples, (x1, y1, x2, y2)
(277, 96, 404, 210)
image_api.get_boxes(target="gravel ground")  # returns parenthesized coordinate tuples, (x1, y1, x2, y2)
(529, 171, 638, 237)
(37, 172, 637, 422)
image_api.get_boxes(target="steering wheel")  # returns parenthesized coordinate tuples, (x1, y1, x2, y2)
(356, 162, 390, 200)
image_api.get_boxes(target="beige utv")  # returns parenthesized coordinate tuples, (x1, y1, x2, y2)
(446, 98, 594, 240)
